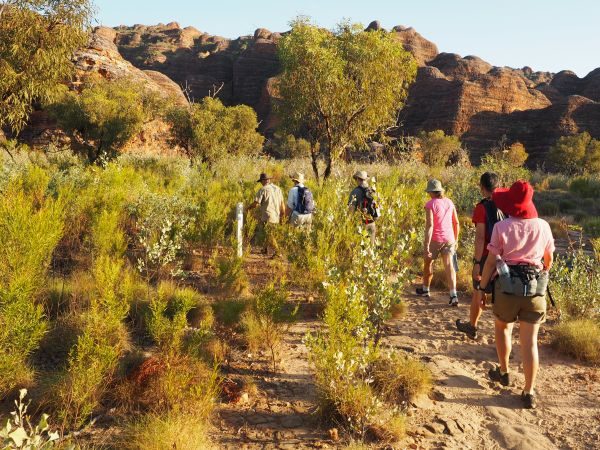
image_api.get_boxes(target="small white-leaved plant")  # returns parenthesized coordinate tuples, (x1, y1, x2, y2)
(0, 389, 61, 449)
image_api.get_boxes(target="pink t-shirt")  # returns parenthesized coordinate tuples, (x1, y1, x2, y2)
(487, 217, 555, 268)
(425, 197, 456, 243)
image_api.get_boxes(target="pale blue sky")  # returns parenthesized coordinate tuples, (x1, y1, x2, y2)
(95, 0, 599, 76)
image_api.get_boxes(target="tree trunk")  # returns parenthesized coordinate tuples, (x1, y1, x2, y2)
(310, 147, 320, 182)
(323, 148, 332, 180)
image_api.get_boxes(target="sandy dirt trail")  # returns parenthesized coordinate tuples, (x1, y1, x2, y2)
(211, 252, 600, 449)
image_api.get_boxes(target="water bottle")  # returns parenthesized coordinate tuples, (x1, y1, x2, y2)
(496, 256, 513, 294)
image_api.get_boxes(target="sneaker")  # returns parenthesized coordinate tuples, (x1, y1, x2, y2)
(488, 366, 510, 386)
(449, 295, 459, 307)
(520, 392, 537, 409)
(416, 287, 430, 298)
(456, 319, 478, 339)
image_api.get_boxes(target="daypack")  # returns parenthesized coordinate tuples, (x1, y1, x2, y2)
(360, 186, 381, 221)
(479, 198, 505, 242)
(295, 186, 315, 214)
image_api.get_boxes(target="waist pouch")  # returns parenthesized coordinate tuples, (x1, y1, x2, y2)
(497, 265, 549, 297)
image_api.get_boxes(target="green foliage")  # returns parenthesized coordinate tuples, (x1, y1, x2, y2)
(147, 282, 198, 354)
(569, 176, 600, 198)
(278, 17, 417, 179)
(49, 77, 158, 161)
(1, 389, 60, 449)
(549, 132, 600, 175)
(166, 97, 264, 164)
(0, 0, 93, 134)
(552, 319, 600, 363)
(243, 284, 297, 371)
(212, 255, 249, 297)
(212, 299, 248, 327)
(265, 133, 313, 159)
(417, 130, 465, 167)
(552, 250, 599, 321)
(490, 141, 529, 168)
(0, 177, 64, 396)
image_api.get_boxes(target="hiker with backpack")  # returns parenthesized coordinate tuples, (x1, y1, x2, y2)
(348, 170, 380, 244)
(477, 180, 554, 409)
(416, 179, 460, 306)
(247, 173, 286, 258)
(286, 172, 315, 228)
(456, 172, 505, 339)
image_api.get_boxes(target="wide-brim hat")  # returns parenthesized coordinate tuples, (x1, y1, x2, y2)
(291, 172, 305, 183)
(492, 180, 538, 219)
(425, 179, 444, 192)
(353, 170, 368, 180)
(257, 173, 271, 183)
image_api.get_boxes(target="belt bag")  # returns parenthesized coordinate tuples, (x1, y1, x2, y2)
(497, 266, 549, 297)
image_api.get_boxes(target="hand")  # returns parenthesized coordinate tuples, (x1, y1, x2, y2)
(479, 293, 487, 308)
(424, 250, 433, 259)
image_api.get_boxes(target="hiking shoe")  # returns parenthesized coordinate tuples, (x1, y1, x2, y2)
(456, 319, 478, 339)
(521, 392, 537, 409)
(488, 366, 510, 386)
(449, 295, 459, 307)
(416, 287, 430, 298)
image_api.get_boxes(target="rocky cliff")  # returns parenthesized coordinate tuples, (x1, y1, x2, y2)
(103, 22, 599, 164)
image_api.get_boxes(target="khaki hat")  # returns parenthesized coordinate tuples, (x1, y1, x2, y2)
(290, 172, 305, 183)
(425, 179, 444, 192)
(353, 170, 368, 180)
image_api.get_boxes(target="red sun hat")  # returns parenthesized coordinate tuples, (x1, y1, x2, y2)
(492, 180, 538, 219)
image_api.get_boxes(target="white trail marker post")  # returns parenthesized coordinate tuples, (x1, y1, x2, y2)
(236, 202, 244, 258)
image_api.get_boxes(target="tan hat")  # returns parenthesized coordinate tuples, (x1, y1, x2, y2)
(353, 170, 368, 180)
(425, 179, 444, 192)
(290, 172, 305, 183)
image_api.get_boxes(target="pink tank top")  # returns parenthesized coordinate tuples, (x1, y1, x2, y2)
(425, 197, 456, 243)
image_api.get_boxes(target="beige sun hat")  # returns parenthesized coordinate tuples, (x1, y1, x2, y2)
(290, 171, 305, 183)
(425, 179, 444, 192)
(353, 170, 368, 180)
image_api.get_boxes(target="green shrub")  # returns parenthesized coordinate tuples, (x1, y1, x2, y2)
(0, 182, 64, 396)
(552, 251, 600, 320)
(549, 132, 600, 175)
(212, 255, 249, 297)
(582, 217, 600, 238)
(212, 299, 248, 326)
(166, 96, 264, 164)
(147, 282, 199, 354)
(417, 130, 464, 167)
(49, 77, 159, 161)
(265, 133, 312, 159)
(242, 284, 297, 371)
(552, 319, 600, 363)
(569, 176, 600, 198)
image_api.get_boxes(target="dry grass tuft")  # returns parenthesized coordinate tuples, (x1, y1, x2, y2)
(121, 412, 214, 450)
(552, 319, 600, 363)
(373, 352, 432, 405)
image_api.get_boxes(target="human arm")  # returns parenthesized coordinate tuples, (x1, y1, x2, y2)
(452, 207, 460, 243)
(286, 188, 295, 216)
(472, 222, 486, 281)
(424, 207, 434, 258)
(247, 200, 258, 211)
(479, 254, 496, 289)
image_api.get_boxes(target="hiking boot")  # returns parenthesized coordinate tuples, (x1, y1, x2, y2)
(416, 287, 430, 298)
(456, 319, 478, 339)
(488, 366, 510, 386)
(449, 295, 459, 307)
(521, 392, 537, 409)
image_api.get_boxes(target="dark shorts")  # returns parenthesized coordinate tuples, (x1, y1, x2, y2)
(492, 283, 547, 324)
(472, 254, 488, 290)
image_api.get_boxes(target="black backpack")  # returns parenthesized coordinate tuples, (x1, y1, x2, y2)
(294, 186, 315, 214)
(360, 186, 381, 221)
(479, 198, 505, 242)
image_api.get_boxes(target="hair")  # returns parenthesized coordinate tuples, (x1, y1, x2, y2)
(480, 172, 499, 192)
(431, 191, 443, 198)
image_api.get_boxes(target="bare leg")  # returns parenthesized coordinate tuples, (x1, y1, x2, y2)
(519, 321, 540, 392)
(470, 291, 486, 327)
(495, 319, 513, 373)
(441, 252, 457, 292)
(422, 257, 433, 288)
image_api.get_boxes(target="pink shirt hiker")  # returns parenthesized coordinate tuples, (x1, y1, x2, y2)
(487, 217, 555, 269)
(425, 197, 456, 243)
